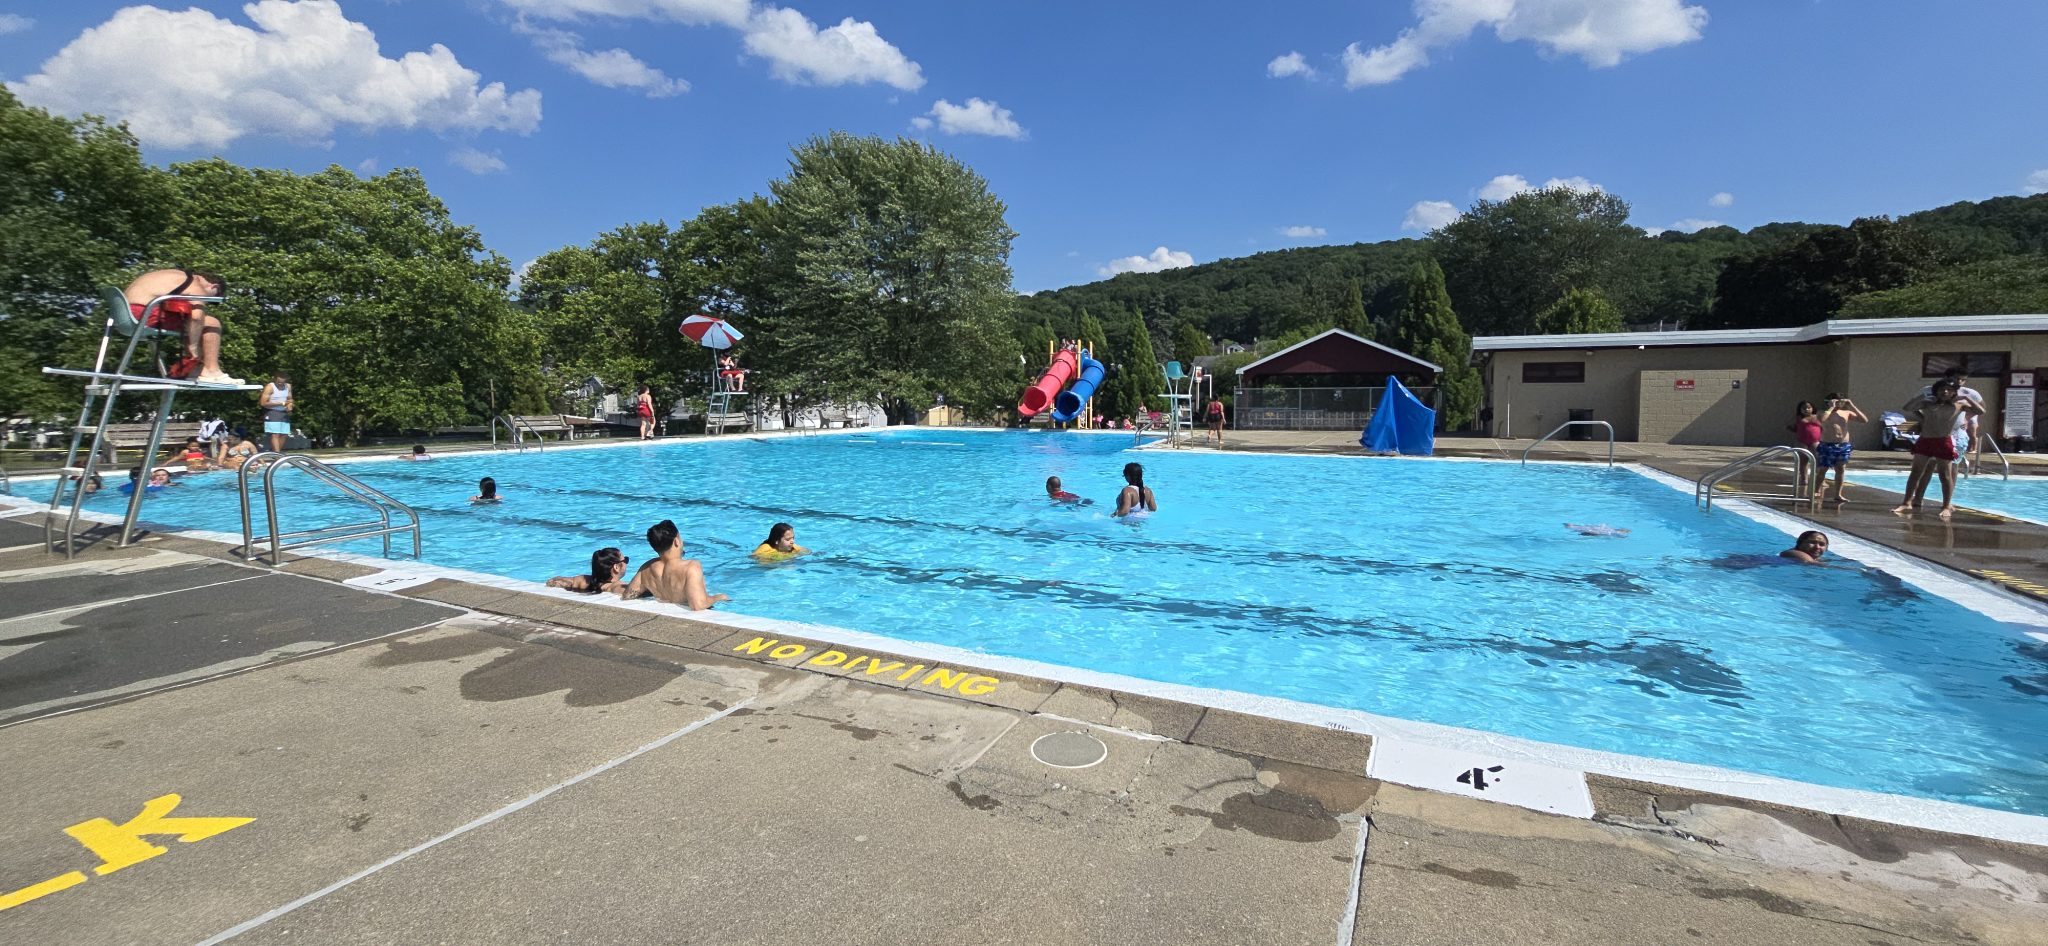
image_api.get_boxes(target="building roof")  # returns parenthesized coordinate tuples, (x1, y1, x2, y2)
(1471, 314, 2048, 353)
(1234, 328, 1443, 375)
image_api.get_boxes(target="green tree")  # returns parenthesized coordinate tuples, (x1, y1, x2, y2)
(156, 161, 543, 443)
(1387, 260, 1480, 429)
(521, 222, 705, 412)
(1837, 255, 2048, 318)
(1173, 320, 1210, 365)
(1431, 186, 1646, 335)
(0, 88, 173, 420)
(1337, 279, 1373, 338)
(1537, 288, 1625, 334)
(1701, 217, 1945, 329)
(1115, 306, 1166, 419)
(769, 133, 1016, 422)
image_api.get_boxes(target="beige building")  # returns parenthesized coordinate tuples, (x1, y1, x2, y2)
(1472, 315, 2048, 449)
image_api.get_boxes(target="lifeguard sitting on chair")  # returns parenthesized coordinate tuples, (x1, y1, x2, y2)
(123, 268, 240, 385)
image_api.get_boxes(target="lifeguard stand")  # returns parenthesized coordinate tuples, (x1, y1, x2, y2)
(42, 287, 259, 557)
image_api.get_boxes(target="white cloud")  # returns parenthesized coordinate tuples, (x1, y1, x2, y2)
(1477, 174, 1531, 200)
(1344, 0, 1708, 88)
(1280, 225, 1327, 238)
(0, 14, 34, 35)
(741, 7, 923, 90)
(1100, 246, 1195, 276)
(1665, 217, 1722, 233)
(10, 1, 540, 150)
(1267, 51, 1314, 78)
(497, 0, 750, 28)
(1402, 200, 1460, 232)
(2026, 169, 2048, 195)
(517, 22, 688, 96)
(918, 98, 1024, 139)
(498, 1, 922, 91)
(1709, 191, 1734, 207)
(1543, 175, 1603, 193)
(450, 147, 508, 174)
(355, 157, 378, 175)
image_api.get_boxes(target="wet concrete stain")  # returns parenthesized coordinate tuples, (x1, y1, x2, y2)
(1691, 886, 1809, 917)
(948, 780, 1001, 811)
(97, 739, 124, 749)
(1420, 862, 1521, 889)
(1169, 788, 1342, 843)
(458, 646, 675, 707)
(369, 632, 507, 668)
(346, 813, 372, 832)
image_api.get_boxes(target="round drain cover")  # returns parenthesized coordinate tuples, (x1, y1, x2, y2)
(1030, 731, 1108, 769)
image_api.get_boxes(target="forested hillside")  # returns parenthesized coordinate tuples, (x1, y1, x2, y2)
(1014, 190, 2048, 347)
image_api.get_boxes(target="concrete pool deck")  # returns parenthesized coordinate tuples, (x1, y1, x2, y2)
(2, 510, 2047, 944)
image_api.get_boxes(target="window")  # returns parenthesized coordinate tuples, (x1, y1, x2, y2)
(1921, 352, 2009, 379)
(1522, 361, 1585, 384)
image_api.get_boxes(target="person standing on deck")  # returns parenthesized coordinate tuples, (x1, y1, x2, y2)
(258, 372, 294, 453)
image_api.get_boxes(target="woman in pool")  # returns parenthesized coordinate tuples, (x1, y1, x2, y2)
(547, 547, 629, 594)
(472, 477, 501, 503)
(752, 522, 811, 562)
(1113, 462, 1157, 518)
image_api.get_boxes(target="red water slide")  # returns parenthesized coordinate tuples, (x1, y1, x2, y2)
(1017, 348, 1079, 418)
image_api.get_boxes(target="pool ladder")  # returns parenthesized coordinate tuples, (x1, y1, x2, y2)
(1962, 434, 2011, 481)
(491, 414, 545, 451)
(1696, 446, 1816, 511)
(1520, 420, 1616, 468)
(238, 453, 421, 566)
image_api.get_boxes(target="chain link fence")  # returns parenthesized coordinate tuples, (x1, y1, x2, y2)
(1234, 386, 1437, 430)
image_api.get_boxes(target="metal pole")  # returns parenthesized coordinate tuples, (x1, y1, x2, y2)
(119, 389, 178, 547)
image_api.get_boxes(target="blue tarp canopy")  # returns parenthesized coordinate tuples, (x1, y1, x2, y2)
(1360, 376, 1435, 455)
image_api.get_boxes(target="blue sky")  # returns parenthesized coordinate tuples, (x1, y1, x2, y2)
(5, 1, 2047, 293)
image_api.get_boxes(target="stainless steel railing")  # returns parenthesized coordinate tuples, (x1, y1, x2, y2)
(238, 453, 421, 565)
(1696, 445, 1816, 511)
(1520, 420, 1616, 468)
(1964, 434, 2011, 481)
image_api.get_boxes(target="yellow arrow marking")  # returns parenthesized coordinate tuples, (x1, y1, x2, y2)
(63, 794, 254, 876)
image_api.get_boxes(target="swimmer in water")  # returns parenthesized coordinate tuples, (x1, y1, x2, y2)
(620, 519, 728, 610)
(1113, 462, 1156, 518)
(547, 547, 628, 594)
(1045, 476, 1091, 504)
(1565, 523, 1630, 537)
(1780, 530, 1829, 564)
(471, 477, 501, 503)
(752, 522, 811, 562)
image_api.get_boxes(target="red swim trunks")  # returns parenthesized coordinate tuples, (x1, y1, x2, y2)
(1910, 436, 1958, 461)
(132, 299, 195, 332)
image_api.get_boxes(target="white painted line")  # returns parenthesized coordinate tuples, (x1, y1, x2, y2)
(1333, 815, 1371, 946)
(192, 698, 755, 946)
(1367, 737, 1595, 819)
(0, 543, 45, 554)
(341, 570, 438, 593)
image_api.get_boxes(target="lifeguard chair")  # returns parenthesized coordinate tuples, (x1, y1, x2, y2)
(40, 287, 258, 556)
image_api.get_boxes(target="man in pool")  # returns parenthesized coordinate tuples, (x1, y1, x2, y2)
(620, 519, 728, 611)
(1780, 530, 1829, 564)
(1045, 476, 1090, 504)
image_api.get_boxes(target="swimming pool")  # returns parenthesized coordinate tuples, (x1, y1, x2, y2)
(47, 430, 2048, 817)
(1848, 469, 2048, 525)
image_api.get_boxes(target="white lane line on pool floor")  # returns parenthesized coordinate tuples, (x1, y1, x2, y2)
(190, 698, 755, 946)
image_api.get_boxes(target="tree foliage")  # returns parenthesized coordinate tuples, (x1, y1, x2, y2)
(1699, 217, 1946, 329)
(1537, 288, 1625, 334)
(1430, 187, 1645, 336)
(1837, 255, 2048, 319)
(0, 88, 172, 419)
(157, 161, 544, 442)
(1388, 261, 1480, 429)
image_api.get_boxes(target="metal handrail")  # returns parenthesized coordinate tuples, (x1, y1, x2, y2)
(238, 452, 421, 565)
(1695, 445, 1816, 511)
(490, 414, 547, 451)
(1520, 420, 1616, 468)
(1965, 433, 2011, 481)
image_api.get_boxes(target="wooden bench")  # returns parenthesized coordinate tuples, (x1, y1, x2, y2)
(103, 422, 203, 450)
(503, 414, 610, 442)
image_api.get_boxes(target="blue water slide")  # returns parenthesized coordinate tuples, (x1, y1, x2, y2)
(1049, 354, 1106, 422)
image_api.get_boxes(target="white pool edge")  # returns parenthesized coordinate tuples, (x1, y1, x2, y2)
(8, 442, 2048, 847)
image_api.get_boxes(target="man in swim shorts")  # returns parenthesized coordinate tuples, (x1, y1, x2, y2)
(123, 268, 239, 385)
(1780, 530, 1829, 564)
(1904, 369, 1985, 468)
(620, 519, 729, 610)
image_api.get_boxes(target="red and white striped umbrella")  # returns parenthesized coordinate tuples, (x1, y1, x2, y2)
(680, 314, 744, 350)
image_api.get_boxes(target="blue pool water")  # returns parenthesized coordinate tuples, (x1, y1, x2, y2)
(1848, 470, 2048, 525)
(68, 430, 2048, 815)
